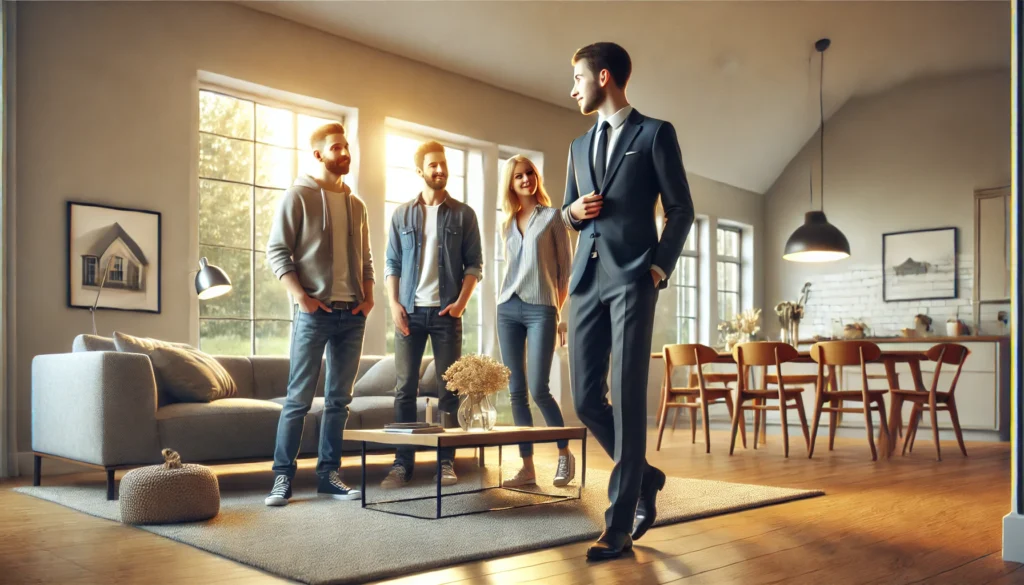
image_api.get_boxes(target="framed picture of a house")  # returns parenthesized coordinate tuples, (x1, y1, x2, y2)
(67, 201, 161, 313)
(882, 227, 958, 302)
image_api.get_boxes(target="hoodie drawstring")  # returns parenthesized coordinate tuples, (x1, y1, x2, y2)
(320, 188, 328, 232)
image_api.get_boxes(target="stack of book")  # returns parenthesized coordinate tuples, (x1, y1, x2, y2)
(383, 422, 446, 434)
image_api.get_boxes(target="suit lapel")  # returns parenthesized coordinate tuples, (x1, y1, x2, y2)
(601, 110, 643, 191)
(573, 124, 597, 194)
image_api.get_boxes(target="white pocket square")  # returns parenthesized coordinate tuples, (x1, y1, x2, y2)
(624, 151, 639, 156)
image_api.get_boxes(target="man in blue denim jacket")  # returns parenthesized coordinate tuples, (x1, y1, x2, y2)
(381, 140, 483, 489)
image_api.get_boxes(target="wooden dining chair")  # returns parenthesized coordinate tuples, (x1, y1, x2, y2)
(729, 342, 810, 457)
(657, 344, 746, 452)
(670, 371, 740, 432)
(835, 367, 902, 437)
(808, 341, 891, 461)
(889, 343, 970, 461)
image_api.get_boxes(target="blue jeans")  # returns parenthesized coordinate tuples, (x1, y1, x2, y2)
(497, 295, 568, 458)
(272, 306, 366, 478)
(393, 306, 462, 474)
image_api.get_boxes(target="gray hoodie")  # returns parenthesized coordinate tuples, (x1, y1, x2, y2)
(266, 175, 374, 304)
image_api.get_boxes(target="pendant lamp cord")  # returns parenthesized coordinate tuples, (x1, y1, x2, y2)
(819, 44, 825, 213)
(807, 51, 813, 209)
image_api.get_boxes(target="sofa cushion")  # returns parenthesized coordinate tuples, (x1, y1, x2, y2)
(269, 397, 322, 454)
(114, 332, 237, 403)
(349, 396, 432, 430)
(112, 332, 193, 353)
(156, 399, 281, 462)
(72, 334, 117, 352)
(148, 346, 238, 403)
(213, 356, 255, 400)
(356, 355, 385, 380)
(353, 356, 397, 397)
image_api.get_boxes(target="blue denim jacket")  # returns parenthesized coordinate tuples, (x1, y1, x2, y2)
(385, 194, 484, 314)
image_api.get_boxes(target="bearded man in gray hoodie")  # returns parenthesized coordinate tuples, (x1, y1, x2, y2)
(263, 122, 374, 506)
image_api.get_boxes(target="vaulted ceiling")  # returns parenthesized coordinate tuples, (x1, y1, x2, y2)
(245, 1, 1010, 193)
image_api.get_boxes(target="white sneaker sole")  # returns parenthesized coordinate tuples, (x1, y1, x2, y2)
(264, 496, 289, 507)
(317, 491, 361, 501)
(435, 477, 458, 487)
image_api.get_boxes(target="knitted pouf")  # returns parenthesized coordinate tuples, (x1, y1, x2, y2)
(118, 449, 220, 525)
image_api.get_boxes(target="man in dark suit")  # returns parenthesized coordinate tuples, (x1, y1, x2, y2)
(561, 42, 695, 560)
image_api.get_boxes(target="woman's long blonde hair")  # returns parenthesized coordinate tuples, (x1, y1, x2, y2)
(500, 155, 551, 239)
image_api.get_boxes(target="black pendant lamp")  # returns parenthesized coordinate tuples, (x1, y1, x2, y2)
(783, 38, 850, 263)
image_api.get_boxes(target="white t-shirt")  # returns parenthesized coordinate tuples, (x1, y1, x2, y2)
(414, 204, 441, 307)
(326, 190, 356, 302)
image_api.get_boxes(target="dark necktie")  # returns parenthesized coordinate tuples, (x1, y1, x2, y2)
(594, 120, 611, 191)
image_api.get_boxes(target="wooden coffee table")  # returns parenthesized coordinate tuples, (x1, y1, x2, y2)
(346, 426, 588, 519)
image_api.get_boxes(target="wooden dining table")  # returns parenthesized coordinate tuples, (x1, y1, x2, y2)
(651, 348, 930, 456)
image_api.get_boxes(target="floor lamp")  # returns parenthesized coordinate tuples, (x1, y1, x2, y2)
(89, 256, 232, 336)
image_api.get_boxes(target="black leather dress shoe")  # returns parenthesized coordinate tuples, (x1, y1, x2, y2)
(632, 465, 666, 540)
(586, 529, 633, 560)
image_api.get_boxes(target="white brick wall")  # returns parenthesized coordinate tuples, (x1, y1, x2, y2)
(795, 255, 1010, 338)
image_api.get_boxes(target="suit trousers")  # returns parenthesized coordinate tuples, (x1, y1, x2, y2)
(569, 256, 658, 532)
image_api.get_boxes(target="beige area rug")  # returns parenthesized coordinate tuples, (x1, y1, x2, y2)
(16, 460, 823, 585)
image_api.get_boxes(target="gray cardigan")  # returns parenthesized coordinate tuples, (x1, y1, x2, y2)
(266, 175, 375, 304)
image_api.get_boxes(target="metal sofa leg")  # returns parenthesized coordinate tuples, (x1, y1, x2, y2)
(33, 455, 41, 487)
(106, 469, 117, 501)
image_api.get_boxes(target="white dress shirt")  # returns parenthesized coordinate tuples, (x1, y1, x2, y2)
(593, 105, 634, 169)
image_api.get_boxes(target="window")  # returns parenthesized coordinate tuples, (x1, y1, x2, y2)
(717, 226, 742, 322)
(383, 132, 484, 356)
(83, 257, 98, 286)
(197, 88, 342, 356)
(494, 151, 516, 302)
(652, 222, 699, 350)
(109, 257, 124, 283)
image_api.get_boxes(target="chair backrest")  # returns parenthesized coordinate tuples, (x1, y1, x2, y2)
(663, 344, 719, 368)
(732, 342, 799, 367)
(927, 343, 970, 364)
(810, 340, 882, 397)
(809, 340, 882, 366)
(733, 342, 800, 392)
(925, 343, 970, 398)
(662, 344, 719, 391)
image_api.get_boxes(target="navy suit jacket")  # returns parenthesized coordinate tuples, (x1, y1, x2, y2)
(562, 108, 695, 294)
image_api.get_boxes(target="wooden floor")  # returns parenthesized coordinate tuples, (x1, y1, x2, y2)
(1, 428, 1021, 585)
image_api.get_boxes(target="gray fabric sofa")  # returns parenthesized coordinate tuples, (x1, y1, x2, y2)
(32, 334, 440, 499)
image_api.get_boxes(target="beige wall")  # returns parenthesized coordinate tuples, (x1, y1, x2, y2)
(763, 70, 1011, 337)
(12, 1, 762, 455)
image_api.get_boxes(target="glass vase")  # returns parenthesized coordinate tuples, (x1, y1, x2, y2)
(457, 393, 497, 432)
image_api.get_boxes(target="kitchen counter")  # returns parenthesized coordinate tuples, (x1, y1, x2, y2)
(797, 335, 1009, 344)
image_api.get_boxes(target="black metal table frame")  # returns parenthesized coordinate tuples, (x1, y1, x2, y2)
(359, 432, 587, 520)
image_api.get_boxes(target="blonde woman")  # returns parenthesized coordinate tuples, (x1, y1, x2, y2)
(496, 155, 575, 488)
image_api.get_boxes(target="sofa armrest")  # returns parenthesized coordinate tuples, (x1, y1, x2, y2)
(32, 351, 162, 467)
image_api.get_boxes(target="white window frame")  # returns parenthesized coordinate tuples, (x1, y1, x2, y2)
(716, 225, 743, 322)
(674, 222, 700, 343)
(196, 80, 352, 355)
(382, 128, 483, 356)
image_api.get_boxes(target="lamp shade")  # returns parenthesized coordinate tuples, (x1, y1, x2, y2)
(782, 211, 851, 263)
(195, 257, 232, 300)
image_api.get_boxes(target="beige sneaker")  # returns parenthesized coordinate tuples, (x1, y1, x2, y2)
(553, 453, 576, 487)
(380, 464, 410, 489)
(502, 467, 537, 488)
(434, 460, 458, 486)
